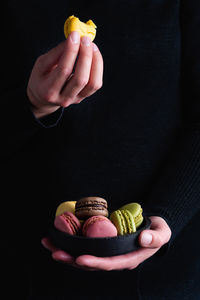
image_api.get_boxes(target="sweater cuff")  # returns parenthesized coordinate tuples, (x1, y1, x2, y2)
(31, 107, 64, 128)
(143, 129, 200, 243)
(2, 86, 64, 155)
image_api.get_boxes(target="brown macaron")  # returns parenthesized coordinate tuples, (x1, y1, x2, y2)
(75, 197, 109, 219)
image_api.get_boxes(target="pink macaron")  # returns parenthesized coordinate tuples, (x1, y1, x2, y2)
(82, 216, 118, 238)
(54, 211, 81, 235)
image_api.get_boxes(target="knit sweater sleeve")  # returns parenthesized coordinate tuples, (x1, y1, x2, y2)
(1, 84, 64, 156)
(144, 0, 200, 241)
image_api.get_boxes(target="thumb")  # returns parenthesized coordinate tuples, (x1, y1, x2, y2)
(139, 216, 172, 248)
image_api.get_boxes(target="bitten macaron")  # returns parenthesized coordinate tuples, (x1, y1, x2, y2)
(54, 211, 81, 235)
(75, 197, 108, 219)
(82, 216, 118, 238)
(64, 15, 97, 41)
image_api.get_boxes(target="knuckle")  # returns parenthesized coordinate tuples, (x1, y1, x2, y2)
(60, 103, 69, 108)
(96, 81, 103, 90)
(81, 47, 92, 58)
(73, 76, 88, 88)
(104, 265, 113, 271)
(70, 44, 80, 54)
(163, 232, 171, 245)
(168, 229, 172, 242)
(89, 80, 103, 92)
(84, 51, 92, 59)
(60, 102, 69, 108)
(36, 54, 46, 66)
(61, 97, 74, 107)
(42, 89, 57, 103)
(135, 262, 140, 269)
(156, 236, 164, 248)
(75, 98, 84, 104)
(128, 264, 138, 270)
(166, 227, 172, 243)
(57, 66, 71, 78)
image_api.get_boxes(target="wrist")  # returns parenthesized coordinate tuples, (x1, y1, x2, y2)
(27, 87, 60, 119)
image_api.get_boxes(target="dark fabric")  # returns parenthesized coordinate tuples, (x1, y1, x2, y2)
(2, 0, 200, 299)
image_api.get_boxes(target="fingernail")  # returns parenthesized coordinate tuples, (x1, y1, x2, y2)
(81, 36, 91, 47)
(92, 43, 98, 52)
(52, 251, 72, 261)
(141, 233, 152, 245)
(70, 31, 80, 44)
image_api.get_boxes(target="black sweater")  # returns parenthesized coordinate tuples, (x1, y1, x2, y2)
(2, 0, 200, 299)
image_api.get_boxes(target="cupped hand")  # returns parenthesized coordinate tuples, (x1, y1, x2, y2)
(41, 216, 171, 271)
(27, 31, 103, 118)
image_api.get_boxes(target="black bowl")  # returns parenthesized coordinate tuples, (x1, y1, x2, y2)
(49, 216, 151, 257)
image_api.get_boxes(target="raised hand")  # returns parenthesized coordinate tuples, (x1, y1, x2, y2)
(27, 31, 103, 118)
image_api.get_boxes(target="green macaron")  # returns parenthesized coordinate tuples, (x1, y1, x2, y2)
(120, 202, 144, 228)
(110, 209, 136, 235)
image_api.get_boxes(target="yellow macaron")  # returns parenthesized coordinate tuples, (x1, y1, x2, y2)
(64, 15, 97, 41)
(55, 201, 76, 216)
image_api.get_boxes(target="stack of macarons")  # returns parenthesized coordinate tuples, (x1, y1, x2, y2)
(110, 202, 143, 235)
(54, 197, 117, 238)
(54, 197, 144, 238)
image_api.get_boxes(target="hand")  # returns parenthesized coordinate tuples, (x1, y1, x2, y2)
(41, 216, 171, 271)
(27, 31, 103, 119)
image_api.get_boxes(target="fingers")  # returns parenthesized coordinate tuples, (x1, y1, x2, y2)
(29, 34, 103, 113)
(75, 217, 172, 271)
(45, 32, 80, 93)
(41, 237, 98, 270)
(63, 41, 103, 105)
(41, 217, 171, 272)
(75, 247, 159, 271)
(139, 216, 172, 248)
(50, 251, 98, 270)
(41, 237, 74, 264)
(76, 43, 103, 102)
(52, 250, 74, 264)
(35, 40, 66, 75)
(41, 216, 171, 272)
(41, 238, 157, 272)
(60, 36, 93, 106)
(41, 237, 58, 252)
